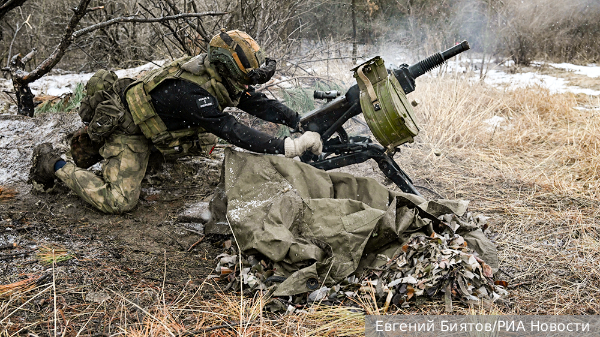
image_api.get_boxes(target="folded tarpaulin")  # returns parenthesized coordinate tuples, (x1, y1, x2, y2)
(205, 149, 498, 296)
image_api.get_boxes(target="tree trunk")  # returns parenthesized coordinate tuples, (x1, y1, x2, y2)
(351, 0, 357, 64)
(15, 81, 34, 117)
(2, 1, 225, 118)
(0, 0, 29, 21)
(6, 51, 36, 117)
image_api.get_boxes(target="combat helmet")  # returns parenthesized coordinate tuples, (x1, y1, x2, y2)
(208, 29, 276, 86)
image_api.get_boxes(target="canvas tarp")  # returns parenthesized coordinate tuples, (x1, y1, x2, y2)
(205, 149, 498, 296)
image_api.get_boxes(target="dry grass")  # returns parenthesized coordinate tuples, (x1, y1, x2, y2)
(0, 279, 366, 336)
(0, 275, 48, 300)
(0, 186, 16, 201)
(413, 74, 600, 196)
(36, 244, 74, 265)
(401, 73, 600, 315)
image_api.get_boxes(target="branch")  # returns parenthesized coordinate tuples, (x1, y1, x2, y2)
(21, 48, 36, 64)
(189, 0, 211, 43)
(72, 12, 229, 39)
(0, 0, 28, 20)
(14, 4, 226, 85)
(163, 0, 210, 43)
(20, 0, 92, 83)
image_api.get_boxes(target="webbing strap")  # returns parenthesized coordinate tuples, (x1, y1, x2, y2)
(357, 65, 381, 111)
(219, 31, 252, 70)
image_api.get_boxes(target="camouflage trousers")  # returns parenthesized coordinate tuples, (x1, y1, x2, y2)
(55, 133, 150, 214)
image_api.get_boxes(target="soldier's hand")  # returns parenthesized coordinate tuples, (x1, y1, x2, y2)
(284, 131, 322, 158)
(71, 127, 103, 169)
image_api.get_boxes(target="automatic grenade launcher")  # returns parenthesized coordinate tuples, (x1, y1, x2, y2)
(299, 41, 471, 195)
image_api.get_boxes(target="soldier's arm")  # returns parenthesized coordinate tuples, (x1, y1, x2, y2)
(236, 87, 300, 129)
(150, 79, 286, 154)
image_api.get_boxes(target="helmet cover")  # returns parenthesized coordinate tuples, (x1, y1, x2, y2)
(208, 30, 275, 85)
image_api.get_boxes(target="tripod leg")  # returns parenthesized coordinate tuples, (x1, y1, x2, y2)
(373, 154, 421, 196)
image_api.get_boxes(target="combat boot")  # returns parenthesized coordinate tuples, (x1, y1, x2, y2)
(29, 143, 62, 188)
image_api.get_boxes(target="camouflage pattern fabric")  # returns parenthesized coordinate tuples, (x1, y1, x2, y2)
(55, 133, 150, 214)
(87, 91, 127, 143)
(205, 149, 499, 297)
(85, 70, 118, 96)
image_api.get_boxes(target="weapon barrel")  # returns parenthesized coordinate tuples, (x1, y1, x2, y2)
(407, 40, 470, 78)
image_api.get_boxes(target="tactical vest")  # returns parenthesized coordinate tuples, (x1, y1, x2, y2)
(125, 54, 237, 157)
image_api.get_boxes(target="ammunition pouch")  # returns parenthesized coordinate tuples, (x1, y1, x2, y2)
(79, 72, 141, 143)
(86, 70, 117, 96)
(78, 91, 106, 125)
(352, 56, 419, 152)
(87, 91, 140, 143)
(154, 129, 218, 159)
(88, 93, 124, 143)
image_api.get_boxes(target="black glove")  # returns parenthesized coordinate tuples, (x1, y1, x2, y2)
(247, 58, 277, 85)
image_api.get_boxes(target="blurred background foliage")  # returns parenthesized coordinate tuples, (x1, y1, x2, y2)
(1, 0, 599, 73)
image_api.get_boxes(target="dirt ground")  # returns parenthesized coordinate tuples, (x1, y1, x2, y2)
(1, 152, 223, 282)
(0, 112, 230, 334)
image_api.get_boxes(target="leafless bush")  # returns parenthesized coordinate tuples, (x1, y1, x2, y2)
(301, 0, 600, 65)
(2, 0, 600, 77)
(0, 0, 309, 73)
(497, 0, 600, 64)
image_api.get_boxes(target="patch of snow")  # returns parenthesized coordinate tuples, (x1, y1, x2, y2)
(178, 201, 211, 223)
(484, 116, 505, 128)
(574, 106, 600, 111)
(89, 162, 102, 172)
(31, 72, 94, 96)
(270, 75, 294, 89)
(114, 60, 165, 79)
(438, 59, 600, 96)
(0, 114, 82, 185)
(483, 116, 512, 132)
(484, 69, 562, 90)
(483, 69, 600, 96)
(0, 61, 165, 98)
(547, 63, 600, 78)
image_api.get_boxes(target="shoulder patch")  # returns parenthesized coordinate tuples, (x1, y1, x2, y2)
(197, 96, 215, 109)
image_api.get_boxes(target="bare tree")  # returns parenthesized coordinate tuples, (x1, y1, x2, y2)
(2, 0, 226, 116)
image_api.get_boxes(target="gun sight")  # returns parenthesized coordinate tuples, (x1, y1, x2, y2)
(314, 90, 341, 101)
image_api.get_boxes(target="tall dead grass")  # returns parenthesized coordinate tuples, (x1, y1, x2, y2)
(395, 73, 600, 316)
(0, 281, 365, 336)
(412, 74, 600, 197)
